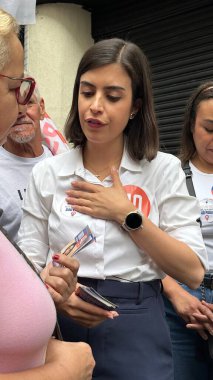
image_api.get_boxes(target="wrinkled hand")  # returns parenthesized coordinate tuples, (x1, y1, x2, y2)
(58, 283, 119, 328)
(186, 300, 213, 339)
(66, 167, 134, 224)
(46, 338, 95, 380)
(41, 254, 79, 305)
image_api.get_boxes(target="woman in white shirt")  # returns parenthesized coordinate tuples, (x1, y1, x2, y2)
(18, 38, 208, 380)
(0, 7, 94, 380)
(163, 82, 213, 380)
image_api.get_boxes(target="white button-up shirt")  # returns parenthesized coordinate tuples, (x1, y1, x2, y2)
(18, 146, 208, 281)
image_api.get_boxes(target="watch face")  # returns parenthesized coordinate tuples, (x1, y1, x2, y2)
(126, 211, 142, 229)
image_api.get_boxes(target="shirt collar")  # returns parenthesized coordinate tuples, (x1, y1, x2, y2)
(58, 146, 84, 177)
(120, 143, 143, 173)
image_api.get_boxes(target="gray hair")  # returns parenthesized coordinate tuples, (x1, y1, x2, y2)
(33, 84, 41, 102)
(0, 8, 19, 71)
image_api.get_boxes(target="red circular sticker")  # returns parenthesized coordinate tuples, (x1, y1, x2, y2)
(124, 185, 151, 217)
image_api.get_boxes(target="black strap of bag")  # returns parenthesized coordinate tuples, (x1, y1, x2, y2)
(182, 162, 201, 227)
(0, 210, 63, 341)
(182, 161, 196, 197)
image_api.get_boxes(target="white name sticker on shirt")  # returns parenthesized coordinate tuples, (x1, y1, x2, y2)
(61, 201, 77, 217)
(200, 198, 213, 224)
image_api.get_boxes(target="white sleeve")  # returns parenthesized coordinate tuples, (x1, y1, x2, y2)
(157, 157, 208, 270)
(17, 161, 53, 272)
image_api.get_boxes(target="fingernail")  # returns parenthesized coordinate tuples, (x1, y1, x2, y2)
(45, 283, 49, 289)
(52, 261, 62, 267)
(113, 312, 119, 317)
(52, 254, 60, 260)
(107, 311, 119, 319)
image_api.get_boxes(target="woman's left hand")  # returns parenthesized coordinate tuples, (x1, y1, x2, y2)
(58, 284, 119, 328)
(65, 167, 134, 224)
(41, 254, 79, 305)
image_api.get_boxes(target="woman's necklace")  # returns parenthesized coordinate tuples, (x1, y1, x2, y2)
(84, 158, 121, 180)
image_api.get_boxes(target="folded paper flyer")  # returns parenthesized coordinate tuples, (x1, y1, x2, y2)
(60, 225, 96, 257)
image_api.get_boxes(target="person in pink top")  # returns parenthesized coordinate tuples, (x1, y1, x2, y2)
(0, 7, 95, 380)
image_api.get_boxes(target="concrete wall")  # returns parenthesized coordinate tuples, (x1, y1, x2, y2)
(25, 3, 93, 130)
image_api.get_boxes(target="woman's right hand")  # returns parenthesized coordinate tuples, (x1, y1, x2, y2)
(46, 338, 95, 380)
(41, 254, 79, 305)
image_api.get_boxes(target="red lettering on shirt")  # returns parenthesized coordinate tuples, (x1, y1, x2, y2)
(124, 185, 151, 217)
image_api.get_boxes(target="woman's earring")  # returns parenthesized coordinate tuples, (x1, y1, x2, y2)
(129, 113, 135, 120)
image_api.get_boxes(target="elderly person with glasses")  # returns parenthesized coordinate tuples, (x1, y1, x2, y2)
(0, 7, 95, 380)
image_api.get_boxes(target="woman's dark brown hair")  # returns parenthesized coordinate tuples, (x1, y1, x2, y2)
(180, 81, 213, 164)
(64, 38, 159, 161)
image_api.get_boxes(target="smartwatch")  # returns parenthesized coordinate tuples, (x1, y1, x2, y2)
(121, 209, 143, 232)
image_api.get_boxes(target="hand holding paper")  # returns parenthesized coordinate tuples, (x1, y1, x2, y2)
(57, 225, 118, 311)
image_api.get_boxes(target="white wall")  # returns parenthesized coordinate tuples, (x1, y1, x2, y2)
(25, 3, 93, 130)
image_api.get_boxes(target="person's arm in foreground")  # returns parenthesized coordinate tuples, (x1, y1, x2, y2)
(0, 339, 95, 380)
(163, 275, 213, 339)
(66, 167, 205, 289)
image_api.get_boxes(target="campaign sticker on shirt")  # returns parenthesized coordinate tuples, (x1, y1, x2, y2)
(200, 198, 213, 224)
(61, 201, 77, 217)
(124, 185, 151, 217)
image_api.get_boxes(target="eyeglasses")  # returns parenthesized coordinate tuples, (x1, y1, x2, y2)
(0, 74, 36, 105)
